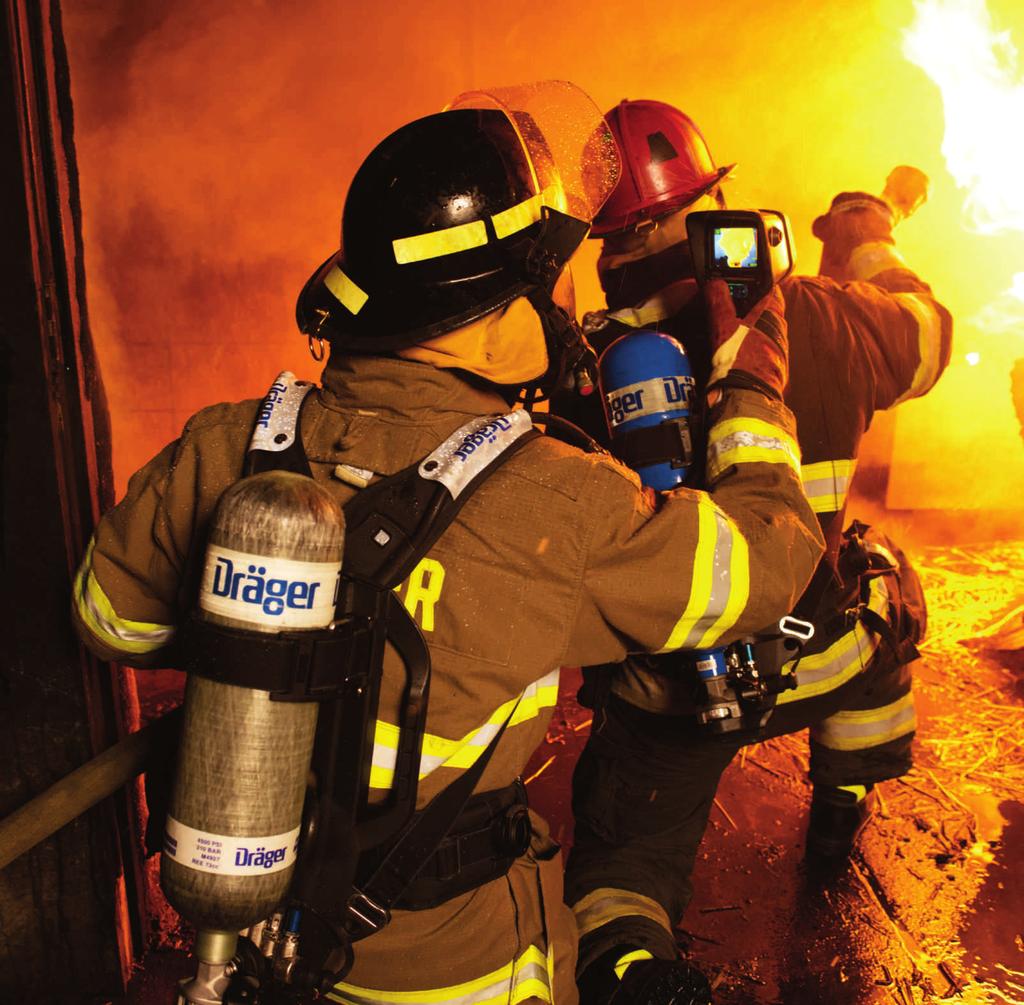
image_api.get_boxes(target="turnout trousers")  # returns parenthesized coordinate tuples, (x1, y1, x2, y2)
(564, 646, 915, 973)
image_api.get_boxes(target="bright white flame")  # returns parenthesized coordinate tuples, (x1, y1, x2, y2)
(904, 0, 1024, 235)
(965, 351, 981, 365)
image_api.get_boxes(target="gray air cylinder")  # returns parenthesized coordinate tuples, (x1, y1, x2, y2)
(161, 470, 345, 933)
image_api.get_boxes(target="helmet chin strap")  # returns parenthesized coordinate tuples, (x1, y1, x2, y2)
(523, 286, 599, 400)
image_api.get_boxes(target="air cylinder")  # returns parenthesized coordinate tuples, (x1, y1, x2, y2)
(599, 330, 696, 491)
(161, 470, 344, 933)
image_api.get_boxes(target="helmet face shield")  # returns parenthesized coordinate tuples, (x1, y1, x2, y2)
(447, 81, 621, 225)
(298, 82, 620, 359)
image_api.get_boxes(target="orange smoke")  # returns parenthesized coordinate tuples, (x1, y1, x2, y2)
(60, 0, 1024, 511)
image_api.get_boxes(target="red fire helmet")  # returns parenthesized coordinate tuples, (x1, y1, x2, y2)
(592, 99, 734, 237)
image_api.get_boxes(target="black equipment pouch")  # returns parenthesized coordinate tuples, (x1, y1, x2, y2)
(835, 522, 925, 666)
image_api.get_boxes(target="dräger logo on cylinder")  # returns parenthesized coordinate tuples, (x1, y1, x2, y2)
(199, 545, 341, 628)
(234, 845, 288, 870)
(605, 374, 695, 427)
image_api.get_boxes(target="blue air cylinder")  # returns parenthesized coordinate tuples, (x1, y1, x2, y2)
(598, 330, 696, 491)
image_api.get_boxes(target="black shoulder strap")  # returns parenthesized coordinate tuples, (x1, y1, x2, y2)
(343, 693, 522, 941)
(342, 410, 539, 588)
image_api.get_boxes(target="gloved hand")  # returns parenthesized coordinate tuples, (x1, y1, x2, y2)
(704, 279, 788, 404)
(812, 191, 894, 281)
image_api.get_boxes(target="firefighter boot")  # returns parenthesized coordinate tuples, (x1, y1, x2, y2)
(805, 783, 875, 866)
(578, 946, 713, 1005)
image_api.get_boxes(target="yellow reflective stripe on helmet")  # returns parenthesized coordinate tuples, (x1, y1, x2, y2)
(490, 184, 560, 240)
(706, 416, 801, 483)
(811, 693, 916, 751)
(659, 498, 749, 652)
(393, 220, 488, 265)
(368, 670, 559, 790)
(328, 944, 551, 1005)
(74, 540, 175, 655)
(776, 577, 889, 704)
(492, 192, 544, 240)
(615, 950, 654, 980)
(847, 241, 908, 281)
(891, 292, 945, 404)
(571, 887, 673, 941)
(324, 264, 369, 316)
(801, 459, 857, 515)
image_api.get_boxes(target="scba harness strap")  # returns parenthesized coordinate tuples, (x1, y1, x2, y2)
(185, 371, 541, 977)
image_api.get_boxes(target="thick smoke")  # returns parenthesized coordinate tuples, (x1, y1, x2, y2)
(62, 0, 1024, 509)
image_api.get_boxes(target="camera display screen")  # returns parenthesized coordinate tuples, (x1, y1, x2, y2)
(712, 226, 758, 270)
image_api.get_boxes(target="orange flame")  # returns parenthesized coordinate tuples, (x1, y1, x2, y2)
(904, 0, 1024, 234)
(903, 0, 1024, 333)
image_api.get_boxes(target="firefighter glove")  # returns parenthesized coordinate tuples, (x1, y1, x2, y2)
(704, 279, 788, 403)
(813, 191, 894, 281)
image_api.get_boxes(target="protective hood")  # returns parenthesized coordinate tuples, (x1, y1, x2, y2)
(397, 267, 577, 385)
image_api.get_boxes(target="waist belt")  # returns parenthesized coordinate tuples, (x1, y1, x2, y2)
(365, 779, 532, 912)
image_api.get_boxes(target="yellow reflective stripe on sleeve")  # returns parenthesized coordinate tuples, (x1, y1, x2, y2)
(660, 498, 750, 652)
(571, 887, 673, 941)
(615, 950, 654, 980)
(891, 292, 945, 404)
(846, 241, 908, 281)
(706, 416, 801, 483)
(328, 944, 551, 1005)
(659, 499, 715, 651)
(74, 540, 175, 655)
(811, 692, 916, 751)
(776, 577, 889, 704)
(324, 264, 369, 316)
(368, 670, 559, 790)
(801, 459, 857, 515)
(694, 515, 750, 650)
(393, 220, 488, 265)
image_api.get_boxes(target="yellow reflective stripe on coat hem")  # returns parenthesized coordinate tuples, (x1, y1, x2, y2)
(811, 693, 916, 751)
(801, 459, 856, 515)
(571, 887, 673, 940)
(369, 670, 559, 790)
(328, 944, 551, 1005)
(706, 417, 800, 482)
(74, 540, 175, 655)
(776, 577, 890, 704)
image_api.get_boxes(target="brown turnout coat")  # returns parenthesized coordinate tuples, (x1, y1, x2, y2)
(73, 354, 823, 1004)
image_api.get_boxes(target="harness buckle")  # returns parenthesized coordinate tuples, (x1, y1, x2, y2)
(345, 889, 391, 939)
(778, 616, 815, 642)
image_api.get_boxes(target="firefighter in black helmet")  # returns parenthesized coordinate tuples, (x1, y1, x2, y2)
(297, 87, 616, 397)
(72, 82, 824, 1005)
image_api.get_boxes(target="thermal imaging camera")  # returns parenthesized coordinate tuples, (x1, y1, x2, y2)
(686, 210, 795, 313)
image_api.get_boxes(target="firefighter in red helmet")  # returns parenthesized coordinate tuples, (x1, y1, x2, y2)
(555, 99, 953, 1004)
(592, 101, 733, 237)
